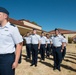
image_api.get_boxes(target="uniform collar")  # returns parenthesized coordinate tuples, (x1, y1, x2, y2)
(41, 36, 44, 37)
(0, 22, 10, 28)
(32, 34, 36, 35)
(55, 34, 60, 37)
(4, 22, 10, 28)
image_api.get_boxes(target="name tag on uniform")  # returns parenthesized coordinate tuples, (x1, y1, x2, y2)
(5, 30, 8, 31)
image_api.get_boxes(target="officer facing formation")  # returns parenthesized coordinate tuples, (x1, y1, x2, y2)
(23, 32, 31, 60)
(40, 32, 47, 61)
(30, 28, 41, 67)
(0, 7, 23, 75)
(52, 28, 65, 71)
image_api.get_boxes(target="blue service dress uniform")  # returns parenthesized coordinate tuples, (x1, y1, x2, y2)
(52, 34, 65, 70)
(0, 22, 23, 75)
(31, 34, 40, 66)
(23, 36, 31, 59)
(40, 36, 47, 60)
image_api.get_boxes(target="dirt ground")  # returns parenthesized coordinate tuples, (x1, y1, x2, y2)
(16, 44, 76, 75)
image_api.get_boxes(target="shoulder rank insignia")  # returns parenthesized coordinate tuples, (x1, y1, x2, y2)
(10, 23, 16, 27)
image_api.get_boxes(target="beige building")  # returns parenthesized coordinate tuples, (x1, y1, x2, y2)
(8, 18, 76, 43)
(19, 19, 42, 30)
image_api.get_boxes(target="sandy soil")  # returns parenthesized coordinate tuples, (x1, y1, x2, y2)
(16, 44, 76, 75)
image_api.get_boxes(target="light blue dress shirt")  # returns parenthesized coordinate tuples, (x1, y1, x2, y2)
(23, 36, 31, 44)
(40, 36, 47, 44)
(46, 38, 51, 44)
(0, 22, 23, 54)
(52, 34, 65, 47)
(31, 34, 40, 44)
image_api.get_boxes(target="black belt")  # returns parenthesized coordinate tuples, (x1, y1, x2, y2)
(0, 52, 15, 56)
(47, 43, 50, 44)
(32, 44, 38, 45)
(41, 44, 45, 45)
(54, 46, 61, 48)
(26, 43, 31, 44)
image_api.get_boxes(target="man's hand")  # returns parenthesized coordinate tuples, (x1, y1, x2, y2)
(38, 46, 40, 50)
(61, 49, 63, 52)
(12, 61, 18, 69)
(12, 42, 23, 69)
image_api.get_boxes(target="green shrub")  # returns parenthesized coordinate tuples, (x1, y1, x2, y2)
(68, 37, 73, 43)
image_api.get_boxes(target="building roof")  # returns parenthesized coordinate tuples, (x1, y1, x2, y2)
(19, 19, 42, 27)
(9, 18, 24, 25)
(48, 28, 76, 34)
(8, 18, 46, 32)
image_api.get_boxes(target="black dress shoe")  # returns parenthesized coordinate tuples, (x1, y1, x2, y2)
(42, 59, 45, 61)
(30, 64, 34, 66)
(35, 64, 37, 67)
(58, 69, 61, 71)
(53, 67, 56, 70)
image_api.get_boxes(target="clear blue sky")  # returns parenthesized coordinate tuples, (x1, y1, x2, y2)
(0, 0, 76, 31)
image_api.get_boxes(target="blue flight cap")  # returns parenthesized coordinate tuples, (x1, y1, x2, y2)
(0, 7, 9, 15)
(54, 28, 58, 31)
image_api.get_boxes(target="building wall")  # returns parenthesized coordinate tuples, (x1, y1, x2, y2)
(23, 21, 42, 30)
(14, 24, 42, 36)
(64, 34, 76, 43)
(64, 34, 76, 39)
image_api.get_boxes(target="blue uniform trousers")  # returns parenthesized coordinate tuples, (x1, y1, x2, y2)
(62, 46, 66, 59)
(40, 44, 46, 60)
(46, 44, 50, 57)
(26, 44, 31, 59)
(0, 53, 15, 75)
(31, 44, 38, 65)
(53, 46, 62, 69)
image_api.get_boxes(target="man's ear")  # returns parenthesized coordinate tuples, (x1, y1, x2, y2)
(4, 13, 8, 19)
